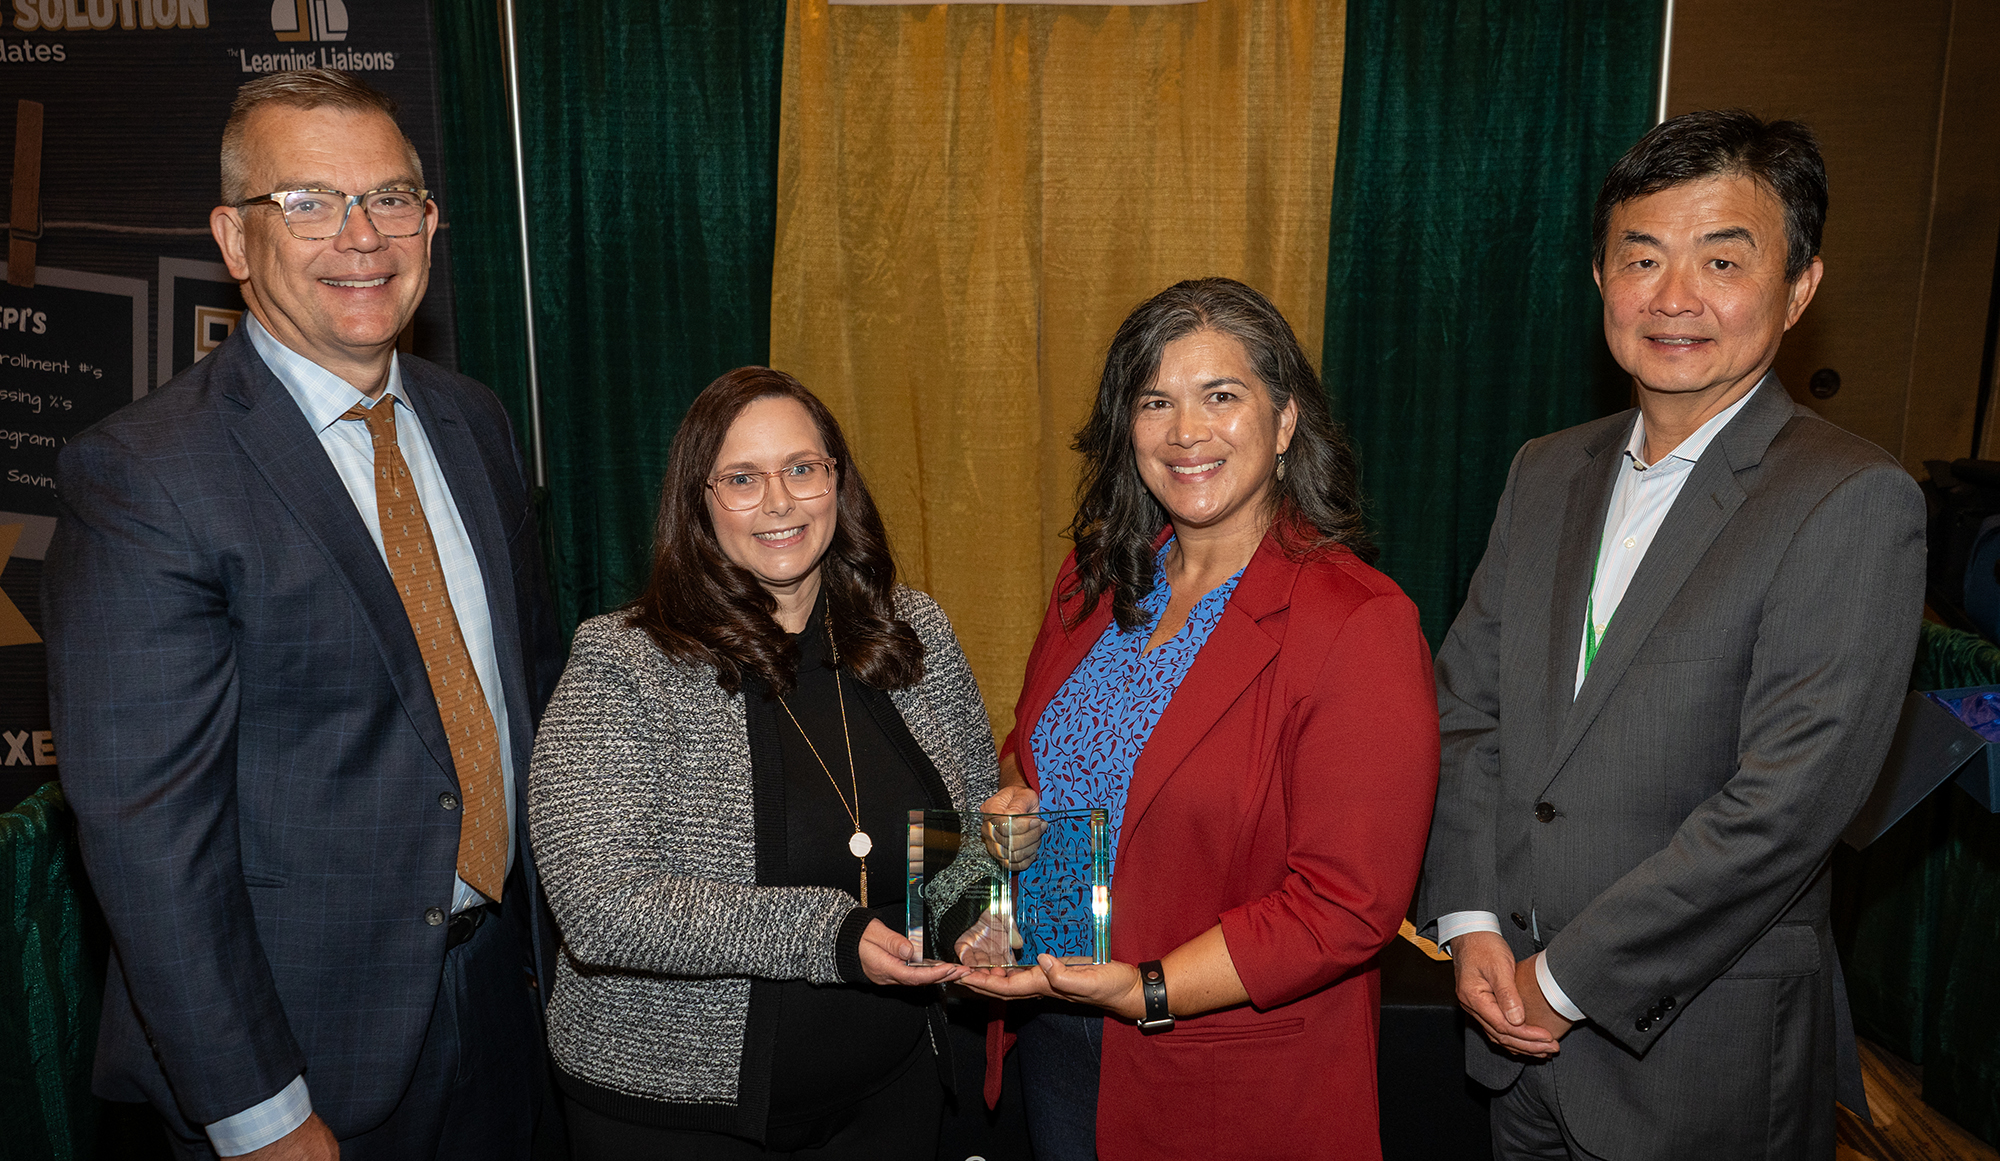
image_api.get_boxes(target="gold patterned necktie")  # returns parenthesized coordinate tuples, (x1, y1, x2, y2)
(343, 399, 506, 903)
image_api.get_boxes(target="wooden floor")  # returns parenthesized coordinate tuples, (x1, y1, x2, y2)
(1837, 1039, 1998, 1161)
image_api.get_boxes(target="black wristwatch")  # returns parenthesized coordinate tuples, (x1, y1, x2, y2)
(1136, 959, 1173, 1034)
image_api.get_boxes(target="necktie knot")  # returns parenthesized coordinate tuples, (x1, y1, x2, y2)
(341, 400, 398, 447)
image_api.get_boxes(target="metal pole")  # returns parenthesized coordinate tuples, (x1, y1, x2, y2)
(1655, 0, 1676, 125)
(500, 0, 546, 489)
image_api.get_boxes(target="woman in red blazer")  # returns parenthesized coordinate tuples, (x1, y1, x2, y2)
(961, 279, 1439, 1160)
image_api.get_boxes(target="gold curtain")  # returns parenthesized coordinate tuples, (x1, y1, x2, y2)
(772, 0, 1345, 739)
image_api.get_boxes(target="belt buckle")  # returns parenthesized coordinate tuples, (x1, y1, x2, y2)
(445, 904, 489, 950)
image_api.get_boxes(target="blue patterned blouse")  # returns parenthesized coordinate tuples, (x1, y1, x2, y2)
(1019, 541, 1244, 955)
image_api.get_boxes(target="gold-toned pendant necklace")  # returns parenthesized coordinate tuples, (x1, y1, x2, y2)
(775, 606, 870, 906)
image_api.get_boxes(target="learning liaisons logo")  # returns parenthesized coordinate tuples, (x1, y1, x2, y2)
(241, 0, 395, 73)
(271, 0, 342, 41)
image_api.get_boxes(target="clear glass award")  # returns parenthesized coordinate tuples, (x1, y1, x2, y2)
(905, 808, 1112, 968)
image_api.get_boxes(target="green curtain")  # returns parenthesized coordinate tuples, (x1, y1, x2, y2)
(1924, 788, 2000, 1146)
(433, 2, 533, 448)
(1907, 622, 2000, 1145)
(1911, 618, 2000, 691)
(0, 782, 98, 1161)
(1322, 1, 1661, 645)
(433, 0, 788, 631)
(1828, 621, 1969, 1062)
(1832, 622, 2000, 1147)
(1833, 793, 1948, 1062)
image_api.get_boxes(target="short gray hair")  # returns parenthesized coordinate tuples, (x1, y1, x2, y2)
(220, 68, 423, 204)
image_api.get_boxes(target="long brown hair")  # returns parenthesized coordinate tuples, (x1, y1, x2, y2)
(1067, 278, 1375, 630)
(625, 367, 924, 696)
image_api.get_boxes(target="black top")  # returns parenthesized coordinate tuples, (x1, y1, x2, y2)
(762, 596, 951, 1134)
(556, 588, 956, 1142)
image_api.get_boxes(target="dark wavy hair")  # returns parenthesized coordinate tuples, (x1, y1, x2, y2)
(1066, 277, 1374, 631)
(1593, 109, 1826, 282)
(625, 367, 924, 696)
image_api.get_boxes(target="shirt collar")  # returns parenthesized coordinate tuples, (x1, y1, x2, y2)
(1625, 377, 1763, 469)
(243, 313, 406, 431)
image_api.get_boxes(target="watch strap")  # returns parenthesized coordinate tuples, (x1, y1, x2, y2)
(1137, 959, 1173, 1033)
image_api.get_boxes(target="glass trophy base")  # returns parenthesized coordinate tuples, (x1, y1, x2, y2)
(905, 807, 1111, 968)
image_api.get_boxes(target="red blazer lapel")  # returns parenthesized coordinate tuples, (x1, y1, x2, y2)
(1009, 559, 1115, 790)
(1011, 527, 1178, 787)
(1118, 533, 1297, 848)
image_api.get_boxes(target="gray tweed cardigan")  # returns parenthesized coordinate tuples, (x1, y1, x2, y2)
(527, 586, 998, 1118)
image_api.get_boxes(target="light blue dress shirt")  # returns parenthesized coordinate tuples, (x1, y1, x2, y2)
(1436, 384, 1761, 1025)
(207, 317, 517, 1155)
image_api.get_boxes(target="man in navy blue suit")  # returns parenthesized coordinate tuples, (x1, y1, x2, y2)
(45, 69, 561, 1160)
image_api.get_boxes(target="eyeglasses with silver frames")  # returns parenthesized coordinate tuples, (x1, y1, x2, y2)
(236, 186, 433, 241)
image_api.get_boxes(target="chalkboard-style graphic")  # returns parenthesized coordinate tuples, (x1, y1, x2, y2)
(159, 257, 247, 386)
(0, 525, 39, 648)
(195, 306, 242, 358)
(0, 0, 444, 812)
(0, 543, 50, 810)
(274, 0, 349, 42)
(0, 266, 147, 560)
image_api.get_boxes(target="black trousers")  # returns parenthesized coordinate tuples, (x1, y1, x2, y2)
(565, 1045, 944, 1161)
(1488, 1063, 1608, 1161)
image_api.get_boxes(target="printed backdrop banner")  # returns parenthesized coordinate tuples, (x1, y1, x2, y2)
(0, 1, 451, 809)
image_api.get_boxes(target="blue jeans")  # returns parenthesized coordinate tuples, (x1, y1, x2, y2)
(1014, 1006, 1102, 1161)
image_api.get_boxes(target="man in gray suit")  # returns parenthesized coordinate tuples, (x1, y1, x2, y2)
(1416, 110, 1925, 1158)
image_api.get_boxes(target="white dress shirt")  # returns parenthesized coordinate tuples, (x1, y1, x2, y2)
(208, 318, 517, 1155)
(1436, 385, 1761, 1025)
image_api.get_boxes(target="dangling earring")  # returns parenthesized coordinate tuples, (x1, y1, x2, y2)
(1274, 452, 1288, 482)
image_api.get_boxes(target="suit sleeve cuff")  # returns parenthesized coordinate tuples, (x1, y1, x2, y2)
(1535, 951, 1587, 1022)
(1436, 910, 1504, 955)
(207, 1074, 311, 1156)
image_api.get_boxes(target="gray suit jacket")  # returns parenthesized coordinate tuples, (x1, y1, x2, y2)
(1416, 379, 1925, 1158)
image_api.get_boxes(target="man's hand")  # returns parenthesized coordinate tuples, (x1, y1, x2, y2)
(858, 919, 969, 987)
(1513, 953, 1574, 1041)
(238, 1113, 338, 1161)
(1450, 930, 1559, 1058)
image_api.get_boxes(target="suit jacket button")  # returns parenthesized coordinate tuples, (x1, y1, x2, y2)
(1511, 912, 1529, 930)
(425, 907, 445, 926)
(439, 792, 459, 810)
(1646, 1005, 1661, 1019)
(1660, 997, 1675, 1011)
(1636, 1017, 1652, 1032)
(1535, 802, 1557, 823)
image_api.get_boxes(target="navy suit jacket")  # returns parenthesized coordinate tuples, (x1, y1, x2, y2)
(45, 330, 563, 1138)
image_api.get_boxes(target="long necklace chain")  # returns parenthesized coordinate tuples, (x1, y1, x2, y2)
(775, 607, 871, 905)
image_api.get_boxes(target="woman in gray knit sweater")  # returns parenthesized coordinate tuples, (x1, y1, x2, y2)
(527, 368, 999, 1159)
